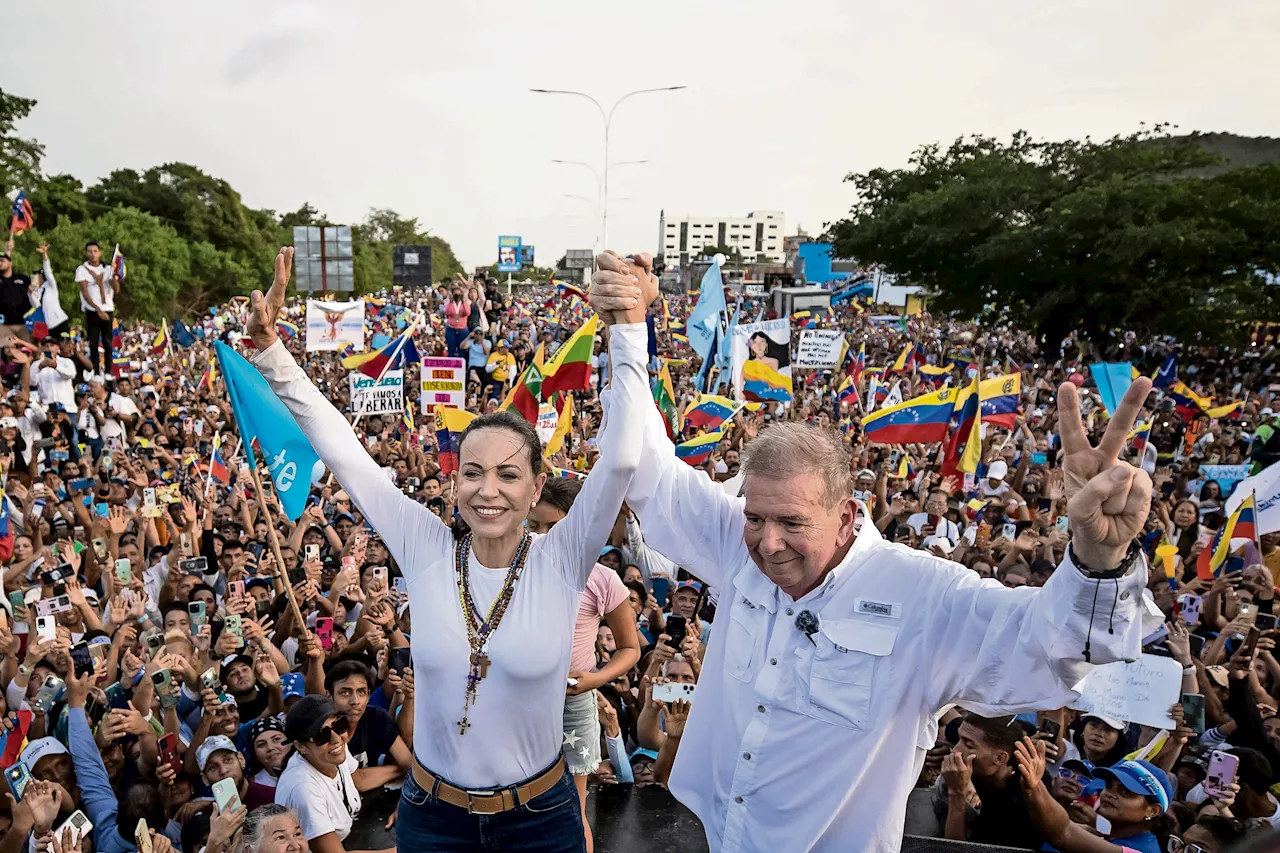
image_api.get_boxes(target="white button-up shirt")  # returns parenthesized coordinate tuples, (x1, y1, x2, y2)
(618, 396, 1147, 853)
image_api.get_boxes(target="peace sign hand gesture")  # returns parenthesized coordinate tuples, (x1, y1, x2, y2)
(1058, 376, 1154, 570)
(248, 247, 293, 351)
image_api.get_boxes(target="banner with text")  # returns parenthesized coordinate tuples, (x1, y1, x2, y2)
(419, 357, 466, 412)
(795, 329, 846, 369)
(349, 370, 404, 415)
(1200, 464, 1252, 499)
(306, 299, 365, 352)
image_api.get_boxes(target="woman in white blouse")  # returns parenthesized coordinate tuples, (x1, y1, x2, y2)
(245, 248, 655, 852)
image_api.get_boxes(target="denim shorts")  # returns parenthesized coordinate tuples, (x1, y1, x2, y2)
(397, 759, 586, 853)
(561, 689, 601, 776)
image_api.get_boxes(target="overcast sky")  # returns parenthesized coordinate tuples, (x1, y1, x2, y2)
(8, 1, 1279, 270)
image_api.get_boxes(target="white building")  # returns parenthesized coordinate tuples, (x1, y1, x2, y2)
(658, 210, 785, 267)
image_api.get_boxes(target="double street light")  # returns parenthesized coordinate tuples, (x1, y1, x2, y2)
(530, 86, 686, 249)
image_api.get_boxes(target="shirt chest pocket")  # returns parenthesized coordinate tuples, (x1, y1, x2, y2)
(723, 598, 767, 683)
(802, 619, 898, 731)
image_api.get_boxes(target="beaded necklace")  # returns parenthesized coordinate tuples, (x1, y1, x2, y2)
(452, 532, 531, 735)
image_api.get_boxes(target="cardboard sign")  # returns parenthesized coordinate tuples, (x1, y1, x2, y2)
(1069, 654, 1181, 729)
(795, 329, 846, 369)
(305, 300, 365, 352)
(349, 370, 404, 416)
(536, 403, 558, 444)
(419, 357, 466, 412)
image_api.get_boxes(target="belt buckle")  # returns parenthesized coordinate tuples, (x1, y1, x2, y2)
(465, 788, 499, 815)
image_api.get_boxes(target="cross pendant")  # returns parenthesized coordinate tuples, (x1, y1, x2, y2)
(470, 651, 490, 679)
(457, 717, 471, 735)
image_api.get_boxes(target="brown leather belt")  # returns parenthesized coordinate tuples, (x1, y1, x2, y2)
(411, 756, 566, 815)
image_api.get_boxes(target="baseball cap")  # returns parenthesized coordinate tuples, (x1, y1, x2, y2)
(20, 737, 67, 772)
(333, 512, 356, 525)
(280, 672, 305, 701)
(196, 735, 240, 772)
(629, 748, 659, 764)
(599, 546, 622, 560)
(1204, 665, 1230, 688)
(675, 580, 703, 594)
(987, 460, 1009, 481)
(1081, 714, 1129, 732)
(1094, 759, 1173, 813)
(284, 694, 338, 743)
(220, 653, 254, 682)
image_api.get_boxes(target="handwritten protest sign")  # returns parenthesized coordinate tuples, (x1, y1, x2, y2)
(349, 370, 403, 415)
(1070, 654, 1181, 729)
(795, 330, 846, 369)
(536, 403, 558, 444)
(418, 357, 465, 412)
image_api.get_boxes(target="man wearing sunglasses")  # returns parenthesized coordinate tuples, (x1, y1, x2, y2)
(275, 695, 392, 853)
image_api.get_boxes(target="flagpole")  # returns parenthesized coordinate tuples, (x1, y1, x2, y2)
(349, 312, 423, 432)
(247, 455, 308, 634)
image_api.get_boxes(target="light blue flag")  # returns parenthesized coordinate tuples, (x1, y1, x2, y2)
(718, 299, 742, 375)
(686, 260, 726, 361)
(214, 342, 324, 522)
(1089, 362, 1133, 417)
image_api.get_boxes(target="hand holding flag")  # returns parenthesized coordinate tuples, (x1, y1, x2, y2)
(247, 247, 294, 351)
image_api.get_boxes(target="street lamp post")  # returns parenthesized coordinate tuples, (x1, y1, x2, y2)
(552, 158, 648, 249)
(531, 86, 686, 248)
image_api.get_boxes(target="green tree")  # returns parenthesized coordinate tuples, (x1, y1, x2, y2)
(0, 88, 43, 195)
(28, 174, 91, 225)
(696, 243, 743, 265)
(829, 129, 1280, 349)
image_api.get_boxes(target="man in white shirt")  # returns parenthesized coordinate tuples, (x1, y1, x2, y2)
(74, 240, 118, 376)
(906, 489, 962, 545)
(90, 375, 140, 445)
(590, 251, 1157, 853)
(34, 342, 76, 412)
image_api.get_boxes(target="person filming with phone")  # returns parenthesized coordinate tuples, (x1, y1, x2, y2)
(589, 249, 1158, 853)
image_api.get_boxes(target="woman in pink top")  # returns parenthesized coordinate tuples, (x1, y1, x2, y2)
(529, 478, 641, 853)
(441, 282, 471, 356)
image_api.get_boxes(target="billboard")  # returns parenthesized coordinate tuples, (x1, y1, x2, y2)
(393, 244, 434, 287)
(497, 235, 522, 273)
(520, 244, 535, 268)
(294, 226, 354, 292)
(563, 249, 593, 270)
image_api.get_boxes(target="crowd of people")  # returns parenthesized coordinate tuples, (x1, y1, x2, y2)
(0, 235, 1276, 853)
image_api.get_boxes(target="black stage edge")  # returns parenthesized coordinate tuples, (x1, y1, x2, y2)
(587, 783, 709, 853)
(346, 783, 709, 853)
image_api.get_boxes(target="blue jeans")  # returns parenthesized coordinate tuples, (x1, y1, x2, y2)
(445, 326, 468, 358)
(397, 761, 585, 853)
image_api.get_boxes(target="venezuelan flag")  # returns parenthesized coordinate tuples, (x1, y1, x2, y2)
(547, 465, 582, 479)
(1129, 421, 1151, 453)
(343, 331, 421, 379)
(1197, 494, 1255, 579)
(684, 394, 742, 431)
(23, 305, 47, 340)
(741, 359, 793, 403)
(401, 402, 416, 436)
(208, 433, 230, 485)
(276, 320, 300, 339)
(1168, 381, 1210, 421)
(861, 386, 958, 444)
(836, 376, 857, 407)
(675, 430, 724, 467)
(197, 360, 217, 391)
(978, 374, 1020, 429)
(150, 320, 171, 355)
(111, 243, 127, 282)
(942, 376, 982, 476)
(672, 333, 689, 345)
(890, 343, 914, 373)
(434, 406, 476, 476)
(918, 363, 952, 386)
(1205, 401, 1243, 420)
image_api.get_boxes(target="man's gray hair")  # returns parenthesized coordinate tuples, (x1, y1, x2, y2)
(740, 422, 853, 507)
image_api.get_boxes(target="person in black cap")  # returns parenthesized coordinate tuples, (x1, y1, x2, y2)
(275, 696, 391, 853)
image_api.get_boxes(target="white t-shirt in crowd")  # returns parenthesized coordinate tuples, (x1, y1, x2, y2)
(275, 749, 361, 842)
(75, 262, 115, 313)
(905, 513, 961, 544)
(35, 357, 76, 411)
(101, 392, 139, 442)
